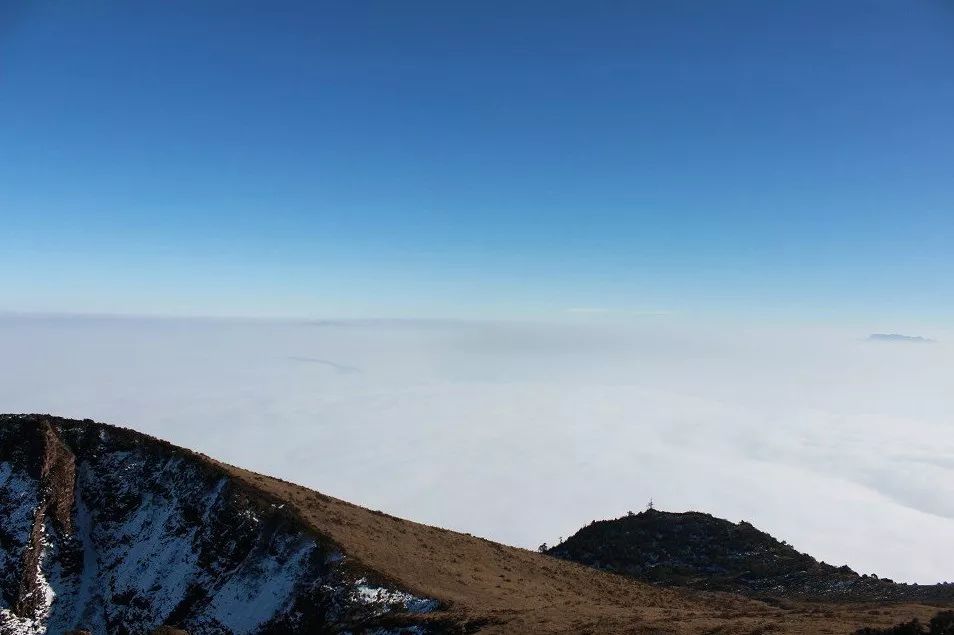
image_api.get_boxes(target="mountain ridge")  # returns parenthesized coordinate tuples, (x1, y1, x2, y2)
(0, 415, 444, 634)
(0, 414, 948, 634)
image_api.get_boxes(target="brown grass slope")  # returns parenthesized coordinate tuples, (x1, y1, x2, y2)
(7, 415, 947, 634)
(227, 460, 952, 634)
(218, 464, 951, 633)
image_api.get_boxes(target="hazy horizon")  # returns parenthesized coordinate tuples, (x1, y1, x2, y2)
(2, 312, 952, 584)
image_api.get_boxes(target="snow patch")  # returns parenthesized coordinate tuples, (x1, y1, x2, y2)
(1, 428, 441, 634)
(353, 579, 439, 614)
(204, 536, 313, 634)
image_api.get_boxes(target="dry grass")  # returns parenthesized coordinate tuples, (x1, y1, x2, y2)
(220, 463, 946, 634)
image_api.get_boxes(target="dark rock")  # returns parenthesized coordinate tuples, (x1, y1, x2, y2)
(0, 414, 440, 634)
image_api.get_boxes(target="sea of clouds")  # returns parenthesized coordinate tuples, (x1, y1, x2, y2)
(1, 314, 951, 583)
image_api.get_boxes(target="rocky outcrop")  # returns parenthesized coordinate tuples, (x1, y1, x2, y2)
(0, 415, 439, 635)
(12, 421, 76, 621)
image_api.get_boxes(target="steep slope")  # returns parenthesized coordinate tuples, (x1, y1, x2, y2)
(0, 415, 439, 634)
(0, 415, 947, 634)
(547, 510, 954, 603)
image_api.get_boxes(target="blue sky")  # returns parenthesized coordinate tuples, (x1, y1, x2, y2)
(2, 1, 952, 320)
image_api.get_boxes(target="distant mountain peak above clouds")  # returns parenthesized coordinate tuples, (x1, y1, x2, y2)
(547, 509, 954, 603)
(867, 333, 934, 343)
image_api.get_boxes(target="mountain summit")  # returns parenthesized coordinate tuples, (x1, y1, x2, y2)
(548, 509, 954, 603)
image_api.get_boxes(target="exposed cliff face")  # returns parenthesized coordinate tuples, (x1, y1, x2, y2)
(0, 415, 438, 635)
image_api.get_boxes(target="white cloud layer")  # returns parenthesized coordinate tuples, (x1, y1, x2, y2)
(1, 314, 952, 583)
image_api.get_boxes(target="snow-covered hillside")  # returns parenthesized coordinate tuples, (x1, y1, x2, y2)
(0, 415, 438, 635)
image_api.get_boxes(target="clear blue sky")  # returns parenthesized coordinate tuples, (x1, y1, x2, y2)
(2, 1, 952, 320)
